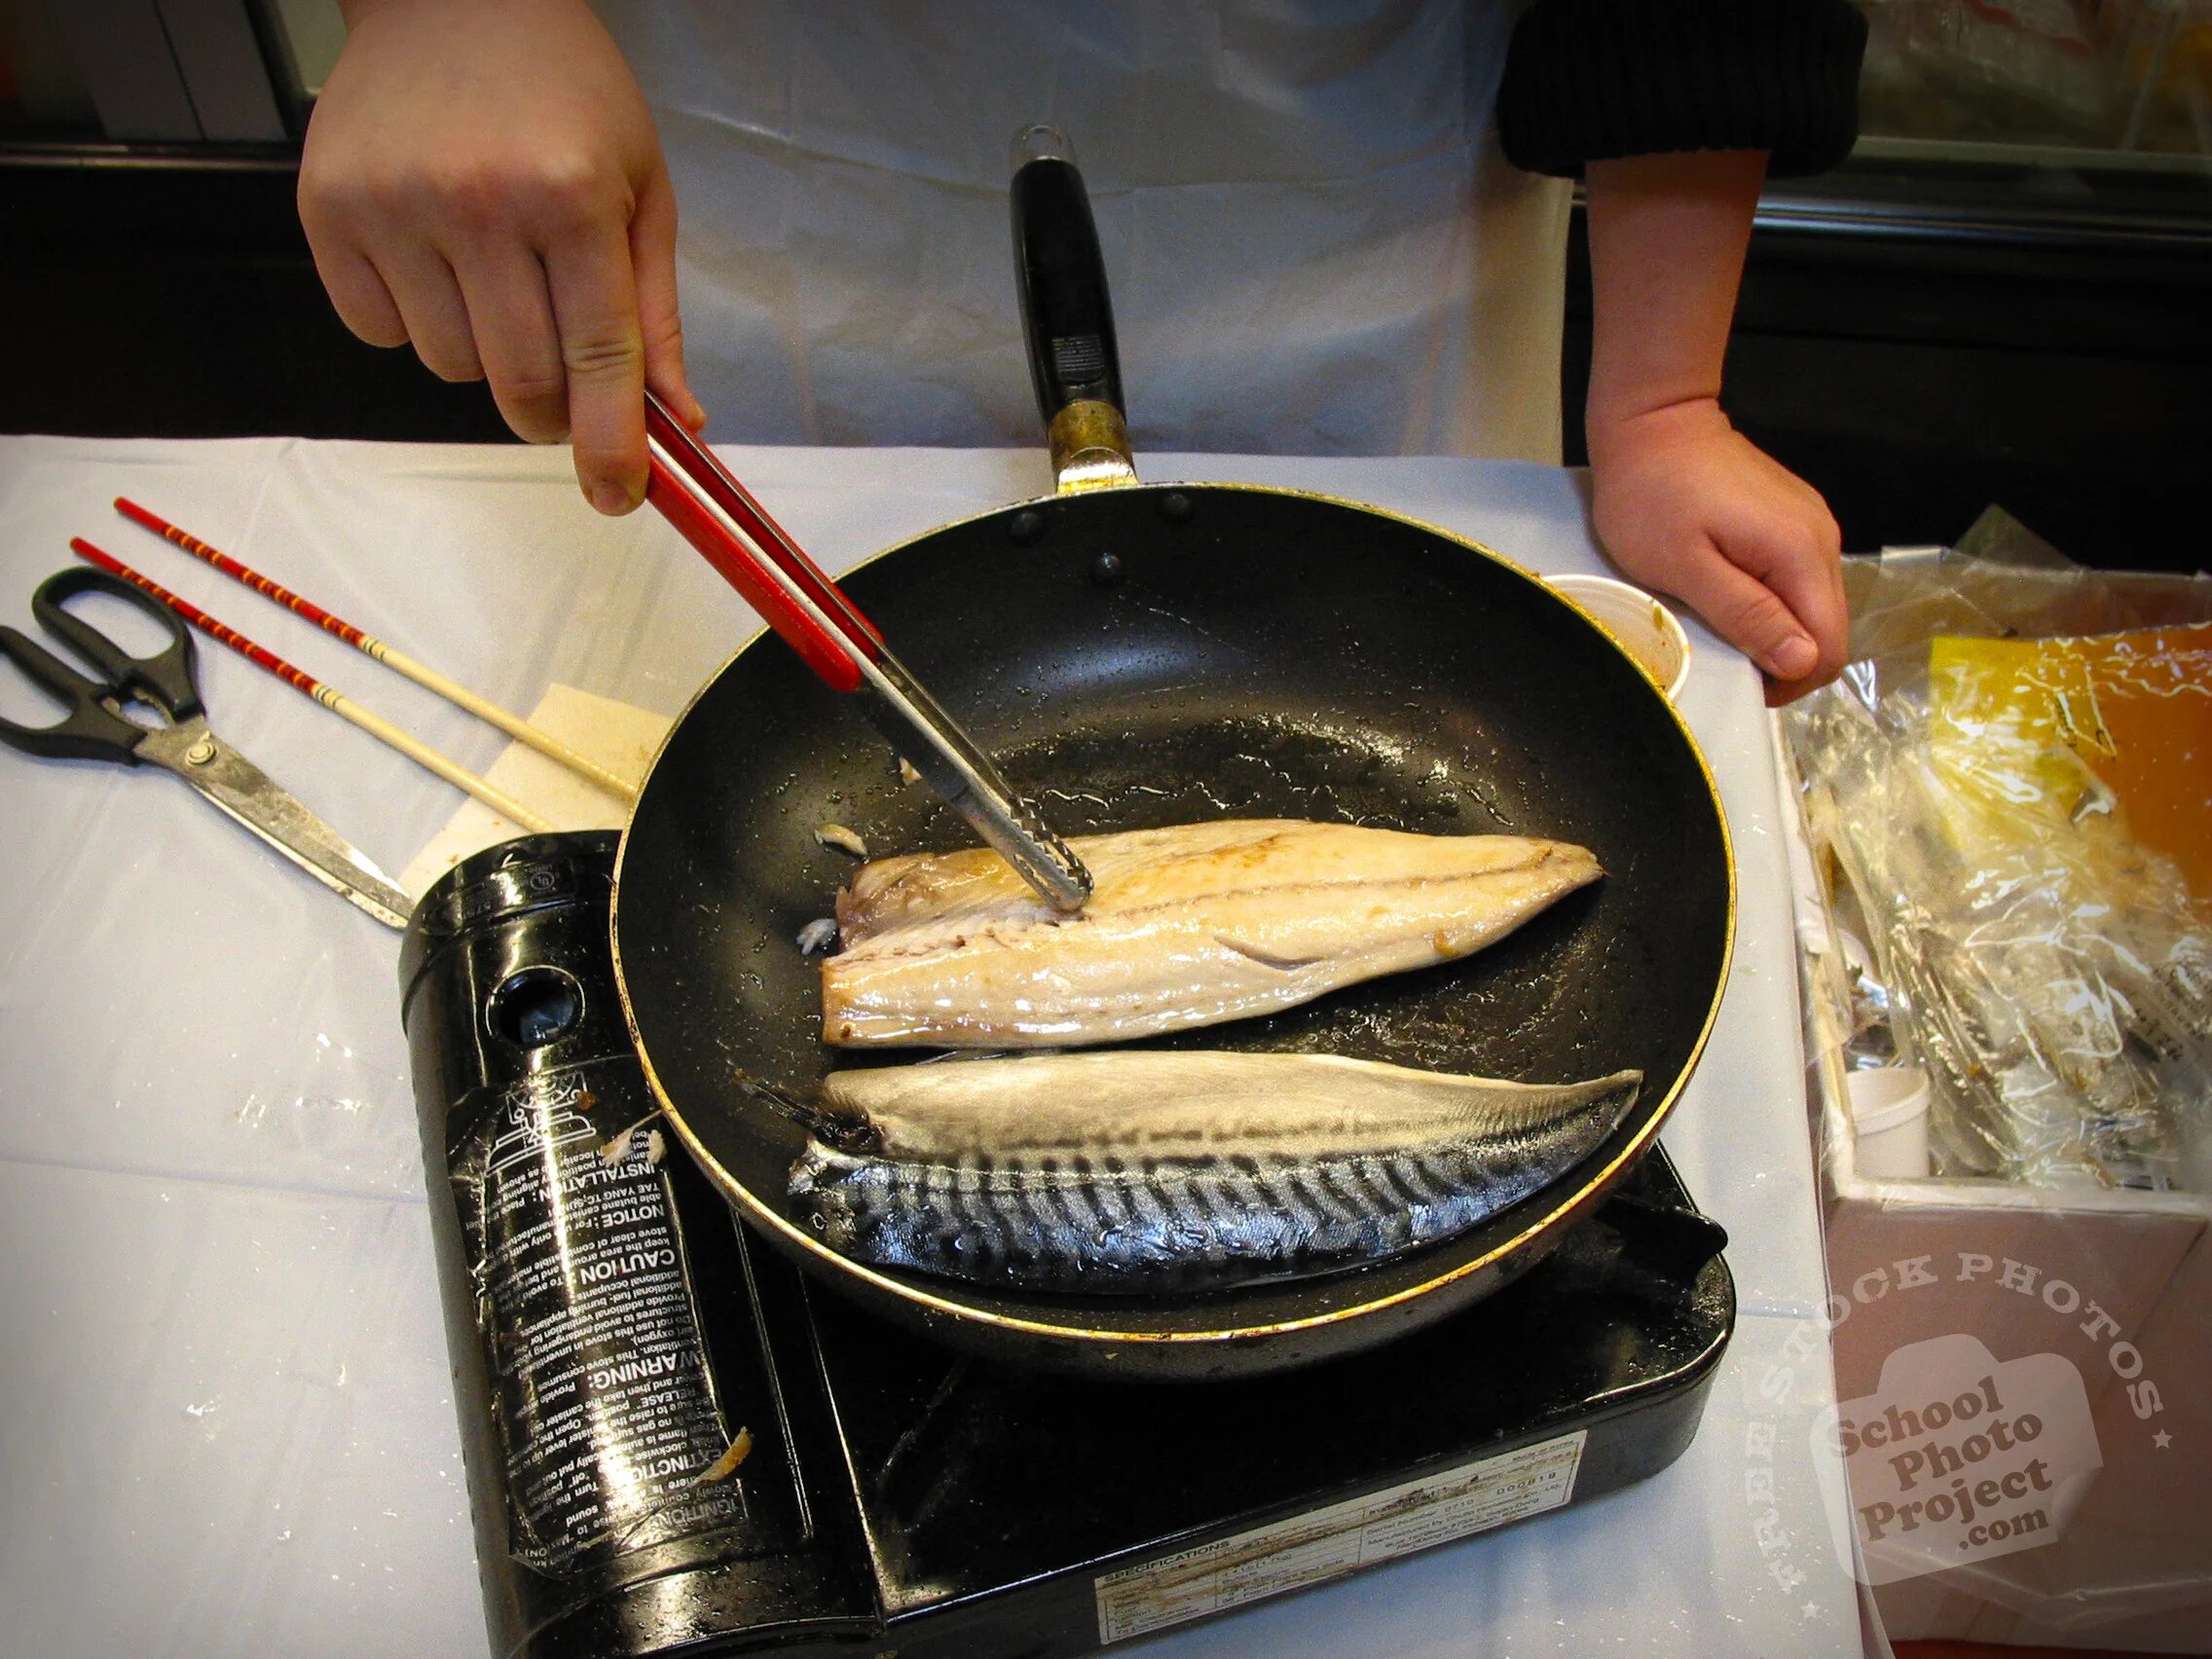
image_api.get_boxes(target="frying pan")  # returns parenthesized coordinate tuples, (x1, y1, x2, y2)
(613, 138, 1735, 1381)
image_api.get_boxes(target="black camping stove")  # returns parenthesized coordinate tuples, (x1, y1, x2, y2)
(400, 834, 1736, 1659)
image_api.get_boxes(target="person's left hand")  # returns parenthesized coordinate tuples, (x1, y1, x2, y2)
(1586, 396, 1846, 706)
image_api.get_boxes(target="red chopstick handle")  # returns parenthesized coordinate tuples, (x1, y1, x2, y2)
(114, 498, 370, 648)
(643, 396, 885, 651)
(70, 538, 327, 698)
(645, 458, 864, 693)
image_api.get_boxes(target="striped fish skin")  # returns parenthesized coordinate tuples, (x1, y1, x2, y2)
(821, 819, 1604, 1049)
(789, 1061, 1641, 1294)
(821, 1051, 1642, 1163)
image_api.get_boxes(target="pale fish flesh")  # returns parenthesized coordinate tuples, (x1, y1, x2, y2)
(821, 819, 1603, 1048)
(789, 1052, 1642, 1293)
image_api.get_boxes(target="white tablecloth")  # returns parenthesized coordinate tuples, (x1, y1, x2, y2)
(0, 435, 1871, 1657)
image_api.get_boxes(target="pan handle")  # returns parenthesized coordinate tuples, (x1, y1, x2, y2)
(1011, 126, 1139, 495)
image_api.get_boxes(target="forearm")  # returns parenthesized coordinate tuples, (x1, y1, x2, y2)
(1572, 149, 1846, 702)
(1497, 2, 1863, 703)
(336, 0, 417, 24)
(1581, 149, 1765, 446)
(337, 0, 537, 24)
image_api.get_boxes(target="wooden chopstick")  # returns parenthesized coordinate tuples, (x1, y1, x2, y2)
(69, 537, 558, 836)
(113, 498, 638, 804)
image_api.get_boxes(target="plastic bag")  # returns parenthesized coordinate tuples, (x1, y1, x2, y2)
(1786, 509, 2212, 1191)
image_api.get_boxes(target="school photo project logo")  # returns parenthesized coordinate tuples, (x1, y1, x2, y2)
(1799, 1247, 2184, 1588)
(1814, 1330, 2102, 1584)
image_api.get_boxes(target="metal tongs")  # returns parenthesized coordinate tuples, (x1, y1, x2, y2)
(642, 393, 1093, 910)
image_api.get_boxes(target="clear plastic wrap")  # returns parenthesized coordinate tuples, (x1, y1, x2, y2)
(1787, 509, 2212, 1191)
(1860, 0, 2212, 154)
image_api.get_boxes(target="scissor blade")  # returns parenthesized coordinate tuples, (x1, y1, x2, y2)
(137, 721, 417, 931)
(857, 652, 1093, 910)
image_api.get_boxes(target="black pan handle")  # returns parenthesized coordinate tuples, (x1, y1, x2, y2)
(1010, 126, 1137, 493)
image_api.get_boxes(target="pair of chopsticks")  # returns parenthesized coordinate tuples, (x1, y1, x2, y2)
(73, 501, 637, 835)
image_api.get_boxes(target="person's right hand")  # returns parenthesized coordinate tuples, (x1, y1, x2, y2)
(299, 0, 703, 514)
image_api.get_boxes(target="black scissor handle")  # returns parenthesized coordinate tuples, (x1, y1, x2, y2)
(0, 622, 152, 762)
(32, 566, 203, 720)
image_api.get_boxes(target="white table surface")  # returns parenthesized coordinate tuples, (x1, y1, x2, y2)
(0, 435, 1871, 1658)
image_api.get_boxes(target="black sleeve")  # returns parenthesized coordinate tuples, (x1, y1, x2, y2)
(1496, 0, 1869, 179)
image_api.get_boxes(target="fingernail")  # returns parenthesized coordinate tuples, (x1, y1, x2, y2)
(590, 479, 635, 516)
(1764, 635, 1817, 680)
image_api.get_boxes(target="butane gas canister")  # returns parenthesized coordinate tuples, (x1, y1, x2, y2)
(398, 832, 872, 1658)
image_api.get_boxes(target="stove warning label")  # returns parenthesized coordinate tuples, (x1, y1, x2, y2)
(465, 1075, 745, 1575)
(1094, 1429, 1585, 1643)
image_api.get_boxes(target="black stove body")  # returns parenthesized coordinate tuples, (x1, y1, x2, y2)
(400, 834, 1736, 1659)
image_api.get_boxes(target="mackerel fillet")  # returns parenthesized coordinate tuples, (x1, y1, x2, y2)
(791, 1052, 1642, 1293)
(821, 819, 1603, 1048)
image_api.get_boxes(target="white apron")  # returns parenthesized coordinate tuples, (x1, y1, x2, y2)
(601, 0, 1567, 461)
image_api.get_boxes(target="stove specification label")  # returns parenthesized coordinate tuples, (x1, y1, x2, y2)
(1094, 1428, 1586, 1643)
(470, 1078, 745, 1574)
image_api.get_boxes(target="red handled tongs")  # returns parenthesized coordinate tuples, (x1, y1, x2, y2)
(642, 392, 1093, 910)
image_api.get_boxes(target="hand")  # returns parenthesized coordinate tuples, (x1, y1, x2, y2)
(1586, 398, 1846, 706)
(298, 0, 704, 514)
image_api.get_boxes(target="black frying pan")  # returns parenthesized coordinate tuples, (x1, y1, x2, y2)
(612, 140, 1734, 1381)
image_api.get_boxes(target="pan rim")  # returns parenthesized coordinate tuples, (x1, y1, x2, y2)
(612, 475, 1738, 1347)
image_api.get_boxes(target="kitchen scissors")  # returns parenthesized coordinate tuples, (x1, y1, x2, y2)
(0, 565, 416, 929)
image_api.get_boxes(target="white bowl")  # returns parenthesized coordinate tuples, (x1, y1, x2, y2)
(1548, 573, 1692, 701)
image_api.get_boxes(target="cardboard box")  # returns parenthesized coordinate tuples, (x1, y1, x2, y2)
(1781, 717, 2212, 1651)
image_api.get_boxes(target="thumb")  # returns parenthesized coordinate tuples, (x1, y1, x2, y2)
(1647, 535, 1820, 682)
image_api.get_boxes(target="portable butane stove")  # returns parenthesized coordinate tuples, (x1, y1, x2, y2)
(401, 834, 1736, 1659)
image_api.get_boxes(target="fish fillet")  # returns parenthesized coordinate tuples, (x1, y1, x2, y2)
(791, 1053, 1642, 1293)
(821, 819, 1603, 1048)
